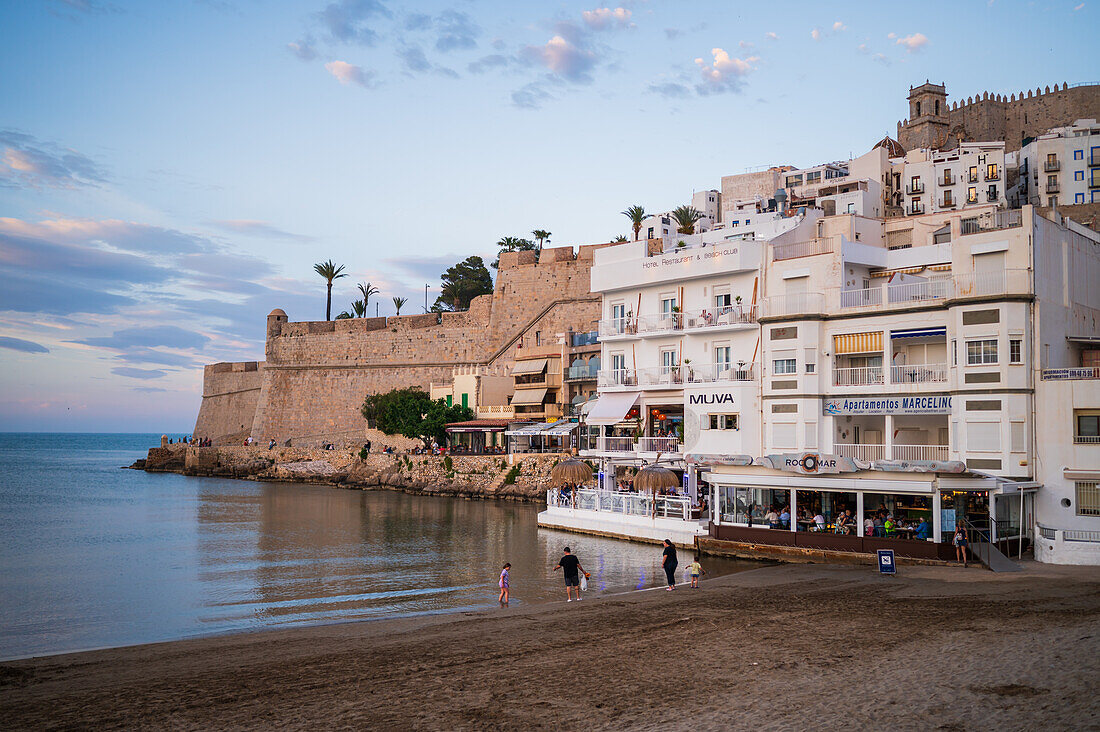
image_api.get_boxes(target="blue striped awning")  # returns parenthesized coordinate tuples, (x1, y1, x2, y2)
(891, 327, 946, 339)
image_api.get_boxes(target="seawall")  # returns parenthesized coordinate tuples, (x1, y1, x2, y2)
(137, 443, 570, 503)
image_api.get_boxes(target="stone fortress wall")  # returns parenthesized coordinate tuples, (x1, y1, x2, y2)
(898, 81, 1100, 152)
(193, 244, 609, 445)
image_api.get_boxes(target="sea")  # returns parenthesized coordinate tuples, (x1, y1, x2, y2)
(0, 433, 752, 659)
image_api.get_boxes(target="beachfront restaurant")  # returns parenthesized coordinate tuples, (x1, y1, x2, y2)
(702, 454, 1028, 560)
(505, 420, 580, 454)
(444, 419, 511, 453)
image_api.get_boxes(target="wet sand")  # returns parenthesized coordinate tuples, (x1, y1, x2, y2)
(2, 562, 1098, 731)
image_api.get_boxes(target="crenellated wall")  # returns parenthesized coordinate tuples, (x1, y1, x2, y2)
(192, 361, 264, 444)
(193, 245, 610, 444)
(898, 82, 1100, 152)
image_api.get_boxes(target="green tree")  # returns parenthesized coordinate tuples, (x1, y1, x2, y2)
(492, 236, 535, 269)
(335, 311, 353, 319)
(531, 229, 551, 251)
(360, 388, 473, 448)
(392, 296, 408, 315)
(351, 299, 367, 318)
(313, 259, 348, 321)
(357, 282, 380, 315)
(621, 205, 646, 241)
(612, 234, 628, 242)
(671, 205, 704, 234)
(433, 255, 493, 311)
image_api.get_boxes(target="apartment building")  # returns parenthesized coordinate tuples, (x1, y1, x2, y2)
(1014, 118, 1100, 207)
(892, 142, 1007, 215)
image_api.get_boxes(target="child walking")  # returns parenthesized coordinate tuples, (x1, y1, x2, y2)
(498, 563, 510, 606)
(688, 556, 705, 588)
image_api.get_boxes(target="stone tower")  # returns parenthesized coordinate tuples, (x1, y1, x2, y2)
(900, 81, 949, 150)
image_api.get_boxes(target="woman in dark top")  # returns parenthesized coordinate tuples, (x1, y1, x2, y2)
(661, 539, 678, 591)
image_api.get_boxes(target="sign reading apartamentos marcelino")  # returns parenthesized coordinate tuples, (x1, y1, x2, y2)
(823, 396, 952, 416)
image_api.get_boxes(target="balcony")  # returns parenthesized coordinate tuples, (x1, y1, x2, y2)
(683, 363, 756, 384)
(1074, 435, 1100, 444)
(476, 405, 515, 419)
(598, 367, 688, 389)
(959, 209, 1022, 235)
(570, 330, 599, 347)
(599, 308, 758, 340)
(1044, 159, 1061, 172)
(772, 238, 832, 261)
(887, 279, 953, 304)
(890, 363, 948, 384)
(636, 436, 682, 453)
(687, 305, 758, 331)
(986, 169, 1001, 181)
(953, 268, 1031, 298)
(762, 292, 825, 318)
(968, 172, 979, 183)
(833, 366, 885, 387)
(1091, 154, 1100, 167)
(566, 364, 600, 381)
(905, 182, 925, 195)
(939, 197, 957, 209)
(1041, 367, 1100, 380)
(835, 444, 949, 462)
(908, 203, 925, 215)
(938, 174, 956, 186)
(840, 287, 883, 309)
(593, 436, 637, 453)
(1046, 181, 1060, 194)
(987, 190, 999, 202)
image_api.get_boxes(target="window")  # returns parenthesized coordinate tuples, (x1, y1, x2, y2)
(966, 339, 998, 365)
(446, 395, 453, 407)
(805, 363, 816, 373)
(967, 187, 977, 203)
(1046, 153, 1057, 165)
(1048, 196, 1058, 207)
(709, 414, 739, 430)
(1076, 482, 1100, 516)
(1077, 413, 1100, 443)
(1076, 171, 1085, 181)
(660, 296, 677, 315)
(714, 291, 732, 310)
(461, 393, 468, 409)
(968, 166, 978, 183)
(611, 353, 626, 372)
(1047, 174, 1058, 187)
(1078, 193, 1087, 204)
(1011, 422, 1026, 452)
(535, 331, 542, 346)
(647, 227, 654, 239)
(951, 338, 957, 366)
(934, 100, 940, 115)
(660, 349, 678, 371)
(1074, 150, 1084, 160)
(1009, 339, 1022, 364)
(714, 346, 731, 367)
(773, 358, 797, 375)
(987, 163, 999, 180)
(847, 202, 855, 214)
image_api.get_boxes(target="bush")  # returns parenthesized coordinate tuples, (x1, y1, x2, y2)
(502, 465, 521, 485)
(443, 455, 453, 471)
(359, 447, 369, 460)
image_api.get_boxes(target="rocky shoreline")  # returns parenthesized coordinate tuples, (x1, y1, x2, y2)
(131, 443, 569, 502)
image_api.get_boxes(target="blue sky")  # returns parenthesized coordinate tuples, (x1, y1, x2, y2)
(0, 0, 1092, 432)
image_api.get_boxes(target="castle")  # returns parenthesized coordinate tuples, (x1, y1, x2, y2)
(193, 246, 607, 445)
(898, 81, 1100, 152)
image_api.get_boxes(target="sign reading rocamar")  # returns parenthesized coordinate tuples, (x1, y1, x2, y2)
(757, 452, 859, 475)
(823, 396, 952, 416)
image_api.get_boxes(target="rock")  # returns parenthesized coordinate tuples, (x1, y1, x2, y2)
(274, 460, 339, 480)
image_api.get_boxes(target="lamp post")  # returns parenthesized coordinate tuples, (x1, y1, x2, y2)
(424, 284, 429, 313)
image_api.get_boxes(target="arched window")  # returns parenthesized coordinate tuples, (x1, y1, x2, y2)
(588, 355, 601, 370)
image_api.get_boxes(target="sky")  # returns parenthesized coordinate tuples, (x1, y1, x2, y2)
(0, 0, 1093, 432)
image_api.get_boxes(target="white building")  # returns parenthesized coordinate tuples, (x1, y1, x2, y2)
(892, 142, 1008, 216)
(1013, 119, 1100, 208)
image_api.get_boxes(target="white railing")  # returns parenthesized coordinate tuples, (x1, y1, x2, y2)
(548, 488, 692, 521)
(887, 278, 952, 303)
(890, 363, 948, 384)
(477, 405, 515, 418)
(595, 437, 636, 453)
(959, 209, 1023, 235)
(891, 444, 949, 461)
(762, 292, 825, 317)
(1041, 367, 1100, 380)
(598, 369, 639, 387)
(833, 366, 885, 386)
(1065, 529, 1100, 543)
(684, 363, 756, 383)
(1075, 435, 1100, 444)
(840, 287, 883, 309)
(835, 444, 886, 461)
(637, 366, 685, 387)
(688, 304, 758, 329)
(772, 238, 832, 261)
(598, 317, 637, 338)
(636, 437, 681, 453)
(954, 269, 1030, 298)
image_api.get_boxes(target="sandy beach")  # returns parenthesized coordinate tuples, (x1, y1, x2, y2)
(2, 561, 1098, 731)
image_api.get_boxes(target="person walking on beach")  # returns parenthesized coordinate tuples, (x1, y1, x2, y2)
(498, 563, 510, 607)
(688, 556, 704, 588)
(661, 539, 678, 591)
(953, 524, 969, 567)
(554, 547, 586, 602)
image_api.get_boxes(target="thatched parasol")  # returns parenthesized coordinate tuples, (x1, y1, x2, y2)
(633, 464, 680, 493)
(551, 459, 593, 485)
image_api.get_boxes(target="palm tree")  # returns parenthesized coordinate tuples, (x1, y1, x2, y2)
(314, 259, 348, 321)
(335, 311, 353, 319)
(357, 282, 380, 314)
(532, 229, 551, 251)
(612, 234, 628, 242)
(392, 296, 408, 315)
(621, 205, 646, 241)
(671, 205, 704, 234)
(351, 299, 367, 318)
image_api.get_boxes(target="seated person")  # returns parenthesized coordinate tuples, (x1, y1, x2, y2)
(884, 515, 897, 537)
(764, 507, 780, 529)
(813, 512, 826, 531)
(915, 517, 932, 540)
(779, 507, 791, 529)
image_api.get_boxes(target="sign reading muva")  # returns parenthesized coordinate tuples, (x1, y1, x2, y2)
(822, 396, 952, 416)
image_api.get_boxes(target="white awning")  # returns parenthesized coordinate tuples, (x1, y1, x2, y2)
(510, 388, 548, 406)
(543, 421, 580, 435)
(505, 422, 555, 436)
(511, 359, 548, 376)
(585, 391, 641, 426)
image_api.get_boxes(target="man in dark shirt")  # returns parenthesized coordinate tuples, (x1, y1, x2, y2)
(553, 547, 585, 602)
(662, 539, 678, 591)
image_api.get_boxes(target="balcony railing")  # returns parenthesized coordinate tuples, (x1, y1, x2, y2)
(570, 330, 599, 347)
(548, 488, 692, 521)
(594, 436, 636, 452)
(908, 203, 925, 215)
(986, 169, 1001, 181)
(599, 308, 758, 339)
(890, 363, 948, 384)
(598, 367, 690, 388)
(953, 268, 1030, 298)
(599, 317, 636, 338)
(762, 292, 825, 317)
(477, 405, 515, 418)
(1046, 182, 1060, 193)
(835, 444, 885, 462)
(772, 238, 831, 261)
(683, 363, 755, 384)
(840, 287, 883, 309)
(636, 437, 682, 453)
(905, 182, 925, 195)
(959, 209, 1023, 235)
(939, 197, 956, 209)
(1074, 435, 1100, 444)
(1044, 160, 1061, 172)
(888, 278, 952, 304)
(834, 366, 885, 386)
(689, 304, 758, 330)
(939, 174, 955, 186)
(598, 369, 637, 387)
(835, 443, 949, 461)
(566, 364, 600, 381)
(1041, 367, 1100, 380)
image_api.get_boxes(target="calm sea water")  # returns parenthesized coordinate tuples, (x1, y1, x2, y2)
(0, 433, 752, 659)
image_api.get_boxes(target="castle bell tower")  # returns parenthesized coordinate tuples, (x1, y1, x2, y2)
(900, 81, 949, 150)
